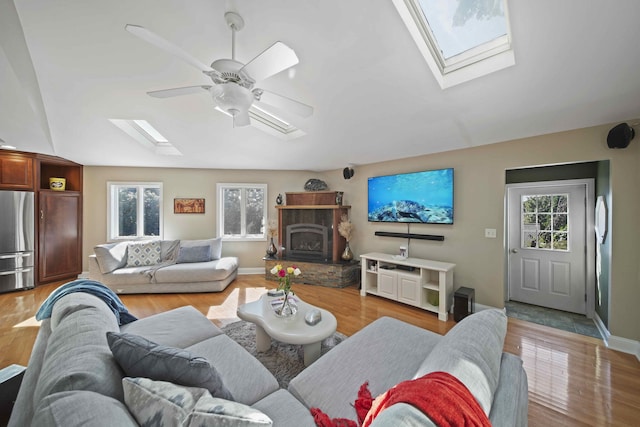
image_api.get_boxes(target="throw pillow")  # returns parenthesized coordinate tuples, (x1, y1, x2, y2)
(126, 241, 161, 267)
(123, 377, 272, 427)
(177, 245, 212, 263)
(106, 332, 233, 400)
(180, 237, 222, 260)
(413, 309, 507, 416)
(93, 242, 128, 273)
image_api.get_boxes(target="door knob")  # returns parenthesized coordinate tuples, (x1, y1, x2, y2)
(511, 248, 518, 254)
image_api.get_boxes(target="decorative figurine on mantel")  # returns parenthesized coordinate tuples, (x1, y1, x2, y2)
(276, 193, 283, 205)
(304, 178, 328, 191)
(265, 220, 278, 259)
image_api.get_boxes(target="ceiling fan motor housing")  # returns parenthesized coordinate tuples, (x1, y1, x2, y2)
(208, 59, 253, 87)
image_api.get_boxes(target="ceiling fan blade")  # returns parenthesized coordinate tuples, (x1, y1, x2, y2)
(253, 89, 313, 118)
(125, 24, 213, 72)
(233, 110, 251, 127)
(147, 85, 212, 98)
(239, 41, 299, 82)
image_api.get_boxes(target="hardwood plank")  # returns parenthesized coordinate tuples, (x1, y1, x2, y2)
(0, 276, 638, 425)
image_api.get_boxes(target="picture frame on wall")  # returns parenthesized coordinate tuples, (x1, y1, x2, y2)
(174, 198, 205, 214)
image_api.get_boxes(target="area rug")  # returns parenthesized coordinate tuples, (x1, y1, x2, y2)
(221, 320, 347, 388)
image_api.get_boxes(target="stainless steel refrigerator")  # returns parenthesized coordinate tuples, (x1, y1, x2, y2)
(0, 190, 35, 293)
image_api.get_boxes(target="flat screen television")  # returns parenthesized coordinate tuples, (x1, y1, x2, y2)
(367, 168, 454, 224)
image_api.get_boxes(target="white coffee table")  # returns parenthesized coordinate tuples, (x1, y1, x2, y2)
(236, 293, 337, 366)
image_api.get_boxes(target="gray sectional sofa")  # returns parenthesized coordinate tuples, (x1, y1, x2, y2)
(88, 238, 238, 294)
(9, 291, 528, 426)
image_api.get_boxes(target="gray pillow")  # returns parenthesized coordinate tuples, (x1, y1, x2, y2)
(123, 377, 272, 427)
(180, 237, 222, 260)
(106, 332, 233, 400)
(94, 242, 128, 273)
(177, 245, 212, 263)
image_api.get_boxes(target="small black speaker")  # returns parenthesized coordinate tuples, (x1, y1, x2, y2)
(343, 167, 354, 179)
(607, 123, 635, 149)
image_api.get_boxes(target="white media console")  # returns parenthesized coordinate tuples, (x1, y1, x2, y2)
(360, 252, 455, 321)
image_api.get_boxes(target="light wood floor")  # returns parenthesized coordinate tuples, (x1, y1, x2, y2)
(1, 275, 639, 425)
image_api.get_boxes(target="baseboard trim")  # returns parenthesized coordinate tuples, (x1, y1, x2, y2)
(593, 313, 611, 345)
(607, 335, 640, 361)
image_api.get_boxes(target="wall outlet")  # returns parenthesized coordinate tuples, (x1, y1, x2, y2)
(485, 228, 497, 238)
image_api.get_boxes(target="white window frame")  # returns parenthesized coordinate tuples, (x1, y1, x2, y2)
(107, 181, 163, 241)
(392, 0, 515, 89)
(217, 183, 267, 242)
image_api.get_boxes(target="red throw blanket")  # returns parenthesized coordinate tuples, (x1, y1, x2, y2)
(311, 371, 491, 427)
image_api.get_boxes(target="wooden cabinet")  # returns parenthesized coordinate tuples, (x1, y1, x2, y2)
(0, 154, 34, 190)
(0, 150, 83, 285)
(360, 252, 455, 321)
(38, 191, 82, 283)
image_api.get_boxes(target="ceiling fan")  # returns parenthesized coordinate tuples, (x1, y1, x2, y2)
(125, 10, 313, 128)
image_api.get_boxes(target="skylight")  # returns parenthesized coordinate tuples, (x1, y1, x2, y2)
(215, 105, 306, 140)
(109, 119, 181, 156)
(393, 0, 515, 89)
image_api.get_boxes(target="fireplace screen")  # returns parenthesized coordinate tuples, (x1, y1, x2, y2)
(286, 223, 330, 260)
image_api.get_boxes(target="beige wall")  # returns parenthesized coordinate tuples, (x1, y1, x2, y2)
(82, 167, 313, 270)
(83, 122, 639, 341)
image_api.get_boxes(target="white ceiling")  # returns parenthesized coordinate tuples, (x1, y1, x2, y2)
(1, 0, 639, 171)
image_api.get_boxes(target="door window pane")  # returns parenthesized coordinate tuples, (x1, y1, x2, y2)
(521, 193, 569, 251)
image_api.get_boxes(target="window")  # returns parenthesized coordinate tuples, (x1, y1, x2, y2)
(521, 194, 568, 251)
(108, 182, 163, 240)
(393, 0, 515, 88)
(217, 183, 267, 241)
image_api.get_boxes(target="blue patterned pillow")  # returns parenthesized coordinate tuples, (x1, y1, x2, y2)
(123, 377, 273, 427)
(126, 241, 161, 267)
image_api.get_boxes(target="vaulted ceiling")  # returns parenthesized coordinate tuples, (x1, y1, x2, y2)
(1, 0, 639, 171)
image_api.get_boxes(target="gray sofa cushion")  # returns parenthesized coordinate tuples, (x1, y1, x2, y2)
(414, 308, 507, 416)
(186, 335, 280, 405)
(252, 389, 316, 427)
(33, 293, 124, 404)
(93, 242, 128, 273)
(32, 391, 136, 426)
(120, 305, 223, 348)
(107, 332, 233, 400)
(288, 316, 441, 420)
(153, 258, 238, 283)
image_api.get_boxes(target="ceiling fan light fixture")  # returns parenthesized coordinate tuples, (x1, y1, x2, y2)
(212, 83, 254, 122)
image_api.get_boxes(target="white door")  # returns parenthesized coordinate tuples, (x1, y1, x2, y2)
(507, 183, 587, 314)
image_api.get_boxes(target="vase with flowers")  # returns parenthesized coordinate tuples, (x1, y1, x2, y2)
(338, 214, 354, 261)
(266, 220, 278, 259)
(270, 264, 301, 318)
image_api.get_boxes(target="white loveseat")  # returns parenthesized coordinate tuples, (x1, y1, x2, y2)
(88, 238, 238, 294)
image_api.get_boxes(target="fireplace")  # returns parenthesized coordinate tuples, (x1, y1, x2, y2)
(286, 223, 331, 260)
(276, 192, 350, 263)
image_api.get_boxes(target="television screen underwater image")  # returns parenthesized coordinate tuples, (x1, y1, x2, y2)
(367, 168, 454, 224)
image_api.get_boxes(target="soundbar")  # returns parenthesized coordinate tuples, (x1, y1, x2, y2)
(374, 231, 444, 241)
